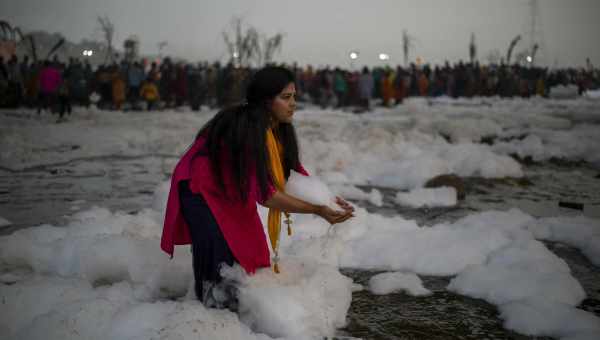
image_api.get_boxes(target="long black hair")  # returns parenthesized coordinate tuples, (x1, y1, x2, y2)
(195, 66, 299, 201)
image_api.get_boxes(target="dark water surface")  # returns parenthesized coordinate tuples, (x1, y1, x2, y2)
(1, 156, 599, 340)
(0, 155, 176, 234)
(338, 162, 600, 340)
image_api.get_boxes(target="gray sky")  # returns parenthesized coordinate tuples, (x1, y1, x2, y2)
(3, 0, 599, 67)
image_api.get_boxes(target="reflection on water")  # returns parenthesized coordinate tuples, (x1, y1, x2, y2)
(0, 155, 177, 234)
(339, 270, 550, 340)
(0, 156, 598, 339)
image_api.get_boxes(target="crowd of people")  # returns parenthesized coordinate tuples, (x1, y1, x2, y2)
(1, 53, 598, 118)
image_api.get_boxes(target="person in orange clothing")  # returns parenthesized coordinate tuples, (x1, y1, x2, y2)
(381, 69, 395, 107)
(418, 71, 429, 97)
(139, 78, 160, 111)
(111, 68, 126, 110)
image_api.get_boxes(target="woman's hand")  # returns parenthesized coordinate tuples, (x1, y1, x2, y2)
(316, 197, 355, 225)
(262, 191, 355, 224)
(335, 196, 355, 214)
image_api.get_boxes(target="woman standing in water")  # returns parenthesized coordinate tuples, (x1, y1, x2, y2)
(161, 66, 354, 308)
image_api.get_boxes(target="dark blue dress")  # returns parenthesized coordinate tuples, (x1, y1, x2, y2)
(178, 180, 238, 309)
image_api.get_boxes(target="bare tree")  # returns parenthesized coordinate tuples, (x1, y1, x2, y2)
(402, 30, 415, 67)
(23, 35, 38, 61)
(514, 44, 538, 66)
(530, 43, 539, 65)
(514, 50, 528, 65)
(506, 35, 521, 65)
(97, 15, 115, 63)
(222, 17, 259, 67)
(469, 33, 477, 63)
(0, 21, 20, 41)
(222, 17, 284, 67)
(45, 37, 65, 60)
(258, 33, 283, 66)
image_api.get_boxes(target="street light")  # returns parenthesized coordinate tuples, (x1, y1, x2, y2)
(378, 53, 390, 61)
(526, 55, 533, 63)
(82, 50, 94, 57)
(348, 51, 359, 70)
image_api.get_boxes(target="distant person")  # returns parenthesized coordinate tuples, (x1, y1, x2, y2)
(57, 77, 72, 121)
(187, 63, 206, 111)
(333, 68, 348, 108)
(159, 57, 175, 107)
(127, 61, 145, 108)
(318, 68, 333, 108)
(358, 66, 374, 111)
(381, 69, 395, 106)
(161, 66, 354, 309)
(0, 56, 8, 107)
(417, 71, 429, 97)
(37, 60, 61, 114)
(5, 55, 23, 107)
(139, 78, 160, 110)
(111, 67, 126, 110)
(394, 66, 407, 104)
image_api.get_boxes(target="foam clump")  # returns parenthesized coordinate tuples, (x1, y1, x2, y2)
(286, 170, 335, 207)
(330, 184, 383, 207)
(500, 299, 600, 340)
(223, 259, 353, 338)
(0, 276, 275, 340)
(527, 215, 600, 266)
(368, 271, 431, 296)
(549, 84, 579, 99)
(395, 187, 457, 208)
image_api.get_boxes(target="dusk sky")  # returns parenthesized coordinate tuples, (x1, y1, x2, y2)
(2, 0, 599, 67)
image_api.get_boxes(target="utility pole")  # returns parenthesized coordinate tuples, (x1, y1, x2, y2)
(528, 0, 543, 65)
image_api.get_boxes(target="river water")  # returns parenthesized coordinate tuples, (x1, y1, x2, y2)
(1, 154, 599, 340)
(339, 162, 600, 339)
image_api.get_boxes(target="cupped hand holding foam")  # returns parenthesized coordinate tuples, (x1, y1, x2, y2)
(286, 171, 354, 224)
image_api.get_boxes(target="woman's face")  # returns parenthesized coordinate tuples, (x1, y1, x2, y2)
(270, 82, 296, 124)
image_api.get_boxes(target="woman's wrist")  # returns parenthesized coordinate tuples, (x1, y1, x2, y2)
(312, 204, 325, 216)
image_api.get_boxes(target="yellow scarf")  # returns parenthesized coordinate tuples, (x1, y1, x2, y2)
(266, 128, 291, 273)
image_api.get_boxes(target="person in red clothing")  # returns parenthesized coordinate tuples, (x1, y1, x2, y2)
(162, 66, 354, 309)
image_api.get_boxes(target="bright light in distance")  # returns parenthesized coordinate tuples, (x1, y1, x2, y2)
(233, 51, 239, 58)
(82, 50, 93, 56)
(526, 55, 533, 63)
(349, 52, 358, 60)
(378, 53, 390, 61)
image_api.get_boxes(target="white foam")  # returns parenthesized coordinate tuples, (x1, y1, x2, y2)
(527, 215, 600, 266)
(584, 89, 600, 99)
(368, 272, 431, 296)
(222, 260, 352, 338)
(330, 184, 383, 207)
(395, 187, 457, 208)
(549, 85, 579, 99)
(2, 97, 600, 339)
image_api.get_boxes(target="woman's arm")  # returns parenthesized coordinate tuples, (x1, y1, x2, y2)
(262, 191, 354, 225)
